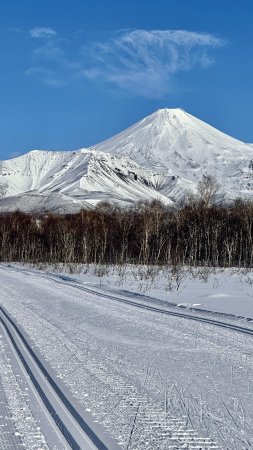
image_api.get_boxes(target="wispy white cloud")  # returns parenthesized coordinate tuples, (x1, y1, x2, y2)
(25, 67, 66, 87)
(82, 30, 225, 98)
(30, 27, 56, 39)
(26, 28, 226, 97)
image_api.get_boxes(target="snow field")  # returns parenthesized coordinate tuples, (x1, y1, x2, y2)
(1, 265, 253, 448)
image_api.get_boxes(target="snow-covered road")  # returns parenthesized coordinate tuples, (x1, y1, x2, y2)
(1, 265, 253, 449)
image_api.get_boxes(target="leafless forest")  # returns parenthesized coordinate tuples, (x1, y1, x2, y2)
(0, 198, 253, 267)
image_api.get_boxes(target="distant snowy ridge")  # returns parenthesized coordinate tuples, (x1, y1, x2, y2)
(1, 108, 253, 212)
(0, 148, 171, 213)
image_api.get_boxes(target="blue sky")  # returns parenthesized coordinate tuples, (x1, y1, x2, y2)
(1, 0, 253, 159)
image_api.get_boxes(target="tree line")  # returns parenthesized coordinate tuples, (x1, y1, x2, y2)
(0, 198, 253, 267)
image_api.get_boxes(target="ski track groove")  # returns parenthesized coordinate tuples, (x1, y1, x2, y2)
(37, 269, 253, 338)
(0, 305, 122, 450)
(0, 304, 222, 450)
(0, 323, 49, 450)
(2, 266, 253, 449)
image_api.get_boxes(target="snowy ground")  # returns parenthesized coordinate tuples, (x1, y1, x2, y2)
(21, 263, 253, 319)
(1, 264, 253, 449)
(0, 322, 50, 449)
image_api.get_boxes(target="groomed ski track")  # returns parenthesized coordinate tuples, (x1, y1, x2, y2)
(1, 265, 253, 449)
(9, 265, 253, 339)
(0, 303, 122, 450)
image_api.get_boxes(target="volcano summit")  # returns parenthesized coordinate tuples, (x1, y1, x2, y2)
(1, 109, 253, 212)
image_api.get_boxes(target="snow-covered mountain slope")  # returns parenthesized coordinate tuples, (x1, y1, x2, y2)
(0, 149, 170, 213)
(94, 108, 253, 202)
(1, 108, 253, 213)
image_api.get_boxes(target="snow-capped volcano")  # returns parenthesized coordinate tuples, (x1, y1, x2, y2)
(94, 108, 253, 179)
(94, 108, 253, 202)
(0, 108, 253, 212)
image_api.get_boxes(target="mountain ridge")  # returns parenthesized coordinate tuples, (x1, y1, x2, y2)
(1, 108, 253, 212)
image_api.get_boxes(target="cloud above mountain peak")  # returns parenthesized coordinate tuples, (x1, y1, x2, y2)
(82, 29, 225, 98)
(26, 28, 225, 98)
